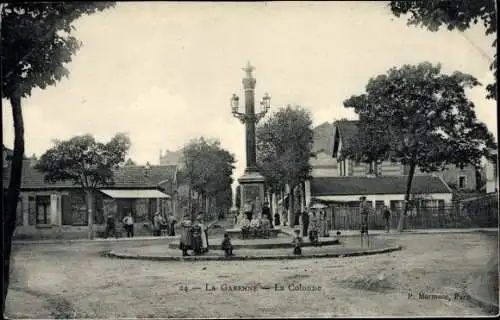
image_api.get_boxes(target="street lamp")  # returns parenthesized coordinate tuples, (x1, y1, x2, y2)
(230, 62, 270, 226)
(231, 62, 271, 124)
(231, 92, 271, 123)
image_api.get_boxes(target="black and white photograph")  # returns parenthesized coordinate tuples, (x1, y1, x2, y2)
(1, 1, 498, 318)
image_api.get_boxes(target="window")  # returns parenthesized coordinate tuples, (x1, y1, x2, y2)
(458, 176, 467, 189)
(36, 195, 51, 224)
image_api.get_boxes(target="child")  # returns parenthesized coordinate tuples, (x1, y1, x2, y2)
(335, 231, 341, 242)
(292, 229, 303, 255)
(221, 233, 233, 258)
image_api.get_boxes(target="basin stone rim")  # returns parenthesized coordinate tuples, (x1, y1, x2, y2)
(104, 245, 403, 262)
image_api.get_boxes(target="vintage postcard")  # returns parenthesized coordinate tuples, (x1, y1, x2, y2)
(2, 1, 498, 318)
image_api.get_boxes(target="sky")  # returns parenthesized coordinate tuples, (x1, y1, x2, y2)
(2, 1, 497, 189)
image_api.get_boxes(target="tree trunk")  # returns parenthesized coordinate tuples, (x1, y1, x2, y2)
(188, 181, 192, 218)
(288, 184, 295, 227)
(3, 93, 24, 314)
(397, 162, 416, 232)
(85, 188, 94, 239)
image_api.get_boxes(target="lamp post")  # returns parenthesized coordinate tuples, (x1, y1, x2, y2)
(231, 62, 271, 225)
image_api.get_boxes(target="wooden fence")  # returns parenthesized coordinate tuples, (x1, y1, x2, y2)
(327, 196, 498, 231)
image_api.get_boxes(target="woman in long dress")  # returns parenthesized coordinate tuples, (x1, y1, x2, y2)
(179, 216, 192, 256)
(196, 216, 209, 253)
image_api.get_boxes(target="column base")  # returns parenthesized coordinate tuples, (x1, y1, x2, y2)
(238, 168, 265, 223)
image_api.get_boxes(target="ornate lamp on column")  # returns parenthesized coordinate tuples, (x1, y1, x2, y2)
(231, 62, 271, 226)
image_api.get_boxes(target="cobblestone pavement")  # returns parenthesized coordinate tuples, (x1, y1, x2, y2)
(5, 232, 498, 318)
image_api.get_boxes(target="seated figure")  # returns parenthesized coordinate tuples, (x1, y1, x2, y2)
(240, 218, 251, 239)
(249, 214, 260, 238)
(260, 218, 270, 238)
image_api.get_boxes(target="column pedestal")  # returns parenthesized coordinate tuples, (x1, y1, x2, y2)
(236, 169, 265, 227)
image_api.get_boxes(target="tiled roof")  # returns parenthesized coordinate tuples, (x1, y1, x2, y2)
(3, 161, 177, 190)
(310, 175, 451, 196)
(333, 120, 359, 150)
(312, 122, 334, 154)
(111, 165, 177, 188)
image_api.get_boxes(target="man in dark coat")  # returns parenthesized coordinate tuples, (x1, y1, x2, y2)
(261, 202, 272, 228)
(301, 211, 309, 237)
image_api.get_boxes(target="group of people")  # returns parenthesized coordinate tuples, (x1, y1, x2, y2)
(179, 214, 210, 256)
(104, 212, 135, 238)
(152, 212, 177, 236)
(299, 208, 329, 245)
(243, 200, 279, 226)
(103, 211, 178, 239)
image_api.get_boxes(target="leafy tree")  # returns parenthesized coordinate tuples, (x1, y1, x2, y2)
(180, 137, 235, 219)
(36, 133, 131, 238)
(389, 0, 497, 100)
(256, 105, 314, 226)
(124, 158, 136, 166)
(343, 62, 496, 231)
(339, 121, 390, 175)
(1, 2, 114, 312)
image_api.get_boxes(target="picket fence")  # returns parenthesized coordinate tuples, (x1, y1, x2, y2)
(326, 196, 498, 231)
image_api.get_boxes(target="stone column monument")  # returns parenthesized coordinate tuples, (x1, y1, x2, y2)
(231, 62, 271, 226)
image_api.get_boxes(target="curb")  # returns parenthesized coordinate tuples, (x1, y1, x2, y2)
(104, 245, 403, 262)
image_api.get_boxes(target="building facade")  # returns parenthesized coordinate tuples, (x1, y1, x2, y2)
(303, 120, 454, 211)
(3, 158, 177, 239)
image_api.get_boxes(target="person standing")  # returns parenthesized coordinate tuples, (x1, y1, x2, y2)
(382, 205, 391, 233)
(104, 214, 117, 239)
(292, 228, 303, 255)
(294, 210, 301, 226)
(244, 200, 254, 223)
(221, 233, 234, 258)
(274, 211, 281, 227)
(153, 212, 164, 236)
(282, 208, 288, 227)
(179, 215, 192, 256)
(261, 202, 272, 228)
(122, 213, 134, 238)
(320, 209, 329, 237)
(359, 196, 370, 247)
(308, 209, 319, 245)
(168, 214, 177, 236)
(301, 211, 309, 238)
(196, 215, 209, 253)
(191, 219, 203, 255)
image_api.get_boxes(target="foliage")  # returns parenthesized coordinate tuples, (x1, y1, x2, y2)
(124, 158, 136, 166)
(389, 0, 497, 100)
(180, 137, 236, 211)
(1, 2, 115, 314)
(1, 2, 115, 99)
(36, 133, 131, 189)
(343, 62, 496, 230)
(256, 105, 314, 192)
